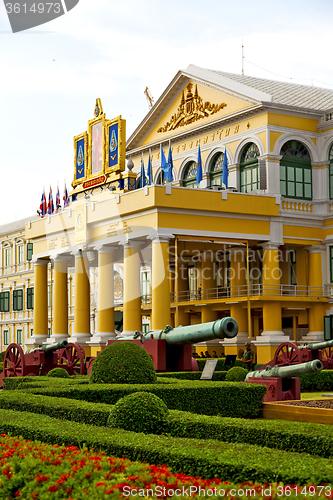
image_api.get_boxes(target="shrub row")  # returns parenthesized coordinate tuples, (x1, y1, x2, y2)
(0, 408, 332, 485)
(24, 379, 266, 418)
(300, 370, 333, 391)
(3, 375, 89, 391)
(0, 390, 332, 458)
(0, 390, 111, 426)
(157, 371, 227, 381)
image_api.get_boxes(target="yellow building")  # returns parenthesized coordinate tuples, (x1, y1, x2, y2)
(3, 64, 333, 364)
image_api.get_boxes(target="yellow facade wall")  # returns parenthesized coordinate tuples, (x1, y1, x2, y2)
(270, 131, 283, 152)
(268, 113, 319, 133)
(284, 225, 323, 241)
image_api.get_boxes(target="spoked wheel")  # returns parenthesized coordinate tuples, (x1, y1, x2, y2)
(3, 343, 26, 378)
(274, 341, 302, 366)
(58, 342, 85, 375)
(321, 346, 333, 369)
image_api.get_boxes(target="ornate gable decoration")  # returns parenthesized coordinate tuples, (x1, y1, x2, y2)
(72, 98, 126, 190)
(157, 83, 227, 133)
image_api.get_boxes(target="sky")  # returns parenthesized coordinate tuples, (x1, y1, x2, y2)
(0, 0, 333, 223)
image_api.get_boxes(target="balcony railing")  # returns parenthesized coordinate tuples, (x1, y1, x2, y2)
(97, 284, 332, 308)
(170, 284, 330, 302)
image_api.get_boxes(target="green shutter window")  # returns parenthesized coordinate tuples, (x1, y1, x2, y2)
(240, 143, 260, 193)
(27, 243, 33, 261)
(210, 152, 224, 186)
(182, 161, 197, 188)
(3, 330, 9, 345)
(13, 290, 23, 311)
(330, 247, 333, 283)
(0, 292, 10, 312)
(16, 329, 22, 345)
(27, 287, 34, 309)
(280, 141, 312, 200)
(324, 316, 333, 341)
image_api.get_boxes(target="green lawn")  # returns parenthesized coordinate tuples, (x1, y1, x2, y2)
(301, 392, 333, 400)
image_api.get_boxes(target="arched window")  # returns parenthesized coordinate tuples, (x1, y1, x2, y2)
(240, 143, 260, 193)
(136, 176, 148, 189)
(280, 140, 312, 199)
(182, 161, 197, 188)
(157, 170, 170, 185)
(209, 152, 224, 186)
(329, 144, 333, 199)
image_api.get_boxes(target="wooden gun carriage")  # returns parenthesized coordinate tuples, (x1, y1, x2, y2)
(0, 340, 85, 388)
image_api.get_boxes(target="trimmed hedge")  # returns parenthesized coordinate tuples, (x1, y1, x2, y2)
(3, 375, 89, 390)
(157, 371, 227, 381)
(225, 366, 248, 381)
(47, 367, 69, 378)
(300, 370, 333, 392)
(90, 341, 157, 384)
(0, 408, 332, 485)
(25, 379, 266, 418)
(108, 392, 169, 434)
(0, 390, 111, 426)
(0, 390, 333, 457)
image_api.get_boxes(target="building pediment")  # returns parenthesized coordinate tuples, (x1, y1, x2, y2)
(127, 64, 273, 152)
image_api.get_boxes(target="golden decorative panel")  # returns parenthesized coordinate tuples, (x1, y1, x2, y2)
(157, 83, 227, 133)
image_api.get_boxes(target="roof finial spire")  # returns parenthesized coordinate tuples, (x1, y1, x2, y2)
(242, 38, 244, 76)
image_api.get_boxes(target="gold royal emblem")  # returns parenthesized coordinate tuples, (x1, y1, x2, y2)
(158, 83, 227, 133)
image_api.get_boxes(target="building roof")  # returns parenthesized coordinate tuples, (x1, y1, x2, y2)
(210, 70, 333, 111)
(0, 215, 39, 238)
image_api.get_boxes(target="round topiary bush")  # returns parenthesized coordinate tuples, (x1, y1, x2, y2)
(225, 366, 248, 382)
(47, 367, 69, 378)
(90, 341, 157, 384)
(107, 391, 169, 434)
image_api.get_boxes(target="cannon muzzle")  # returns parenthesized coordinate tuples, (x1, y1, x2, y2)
(300, 339, 333, 351)
(245, 359, 323, 381)
(33, 340, 69, 353)
(116, 317, 238, 345)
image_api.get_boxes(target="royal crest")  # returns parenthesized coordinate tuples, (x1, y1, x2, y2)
(157, 83, 227, 133)
(77, 146, 83, 166)
(110, 129, 118, 152)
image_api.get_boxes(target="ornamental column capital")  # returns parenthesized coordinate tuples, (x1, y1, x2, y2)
(305, 245, 326, 254)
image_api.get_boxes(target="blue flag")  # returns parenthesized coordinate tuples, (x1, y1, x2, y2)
(147, 150, 153, 185)
(196, 144, 202, 185)
(167, 143, 174, 182)
(140, 156, 146, 188)
(161, 145, 173, 183)
(222, 148, 228, 188)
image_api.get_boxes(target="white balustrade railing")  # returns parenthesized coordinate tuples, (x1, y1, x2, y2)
(170, 284, 329, 302)
(281, 200, 312, 213)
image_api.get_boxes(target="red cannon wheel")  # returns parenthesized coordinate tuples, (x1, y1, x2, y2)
(3, 343, 26, 378)
(321, 346, 333, 369)
(57, 342, 85, 375)
(274, 341, 302, 366)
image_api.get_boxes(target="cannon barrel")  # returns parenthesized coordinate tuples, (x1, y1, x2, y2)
(33, 340, 68, 353)
(118, 317, 238, 345)
(300, 339, 333, 351)
(245, 359, 323, 381)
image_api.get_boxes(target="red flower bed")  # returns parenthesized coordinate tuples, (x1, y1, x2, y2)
(0, 434, 332, 499)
